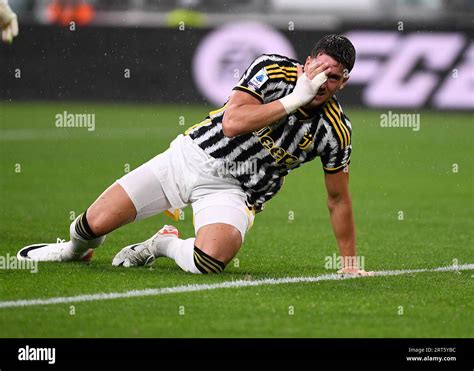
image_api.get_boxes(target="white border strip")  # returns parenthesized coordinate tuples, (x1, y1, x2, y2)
(0, 264, 472, 309)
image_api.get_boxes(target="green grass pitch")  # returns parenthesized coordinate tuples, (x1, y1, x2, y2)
(0, 102, 472, 337)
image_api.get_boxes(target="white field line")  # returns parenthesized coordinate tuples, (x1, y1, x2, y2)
(0, 264, 472, 309)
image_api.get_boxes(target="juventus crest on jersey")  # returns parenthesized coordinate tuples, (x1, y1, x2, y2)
(186, 54, 352, 212)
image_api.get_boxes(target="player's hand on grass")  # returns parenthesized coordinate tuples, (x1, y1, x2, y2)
(337, 267, 375, 276)
(279, 62, 330, 114)
(0, 2, 18, 44)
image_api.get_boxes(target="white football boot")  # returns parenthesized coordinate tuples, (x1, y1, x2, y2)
(17, 242, 93, 262)
(112, 225, 179, 267)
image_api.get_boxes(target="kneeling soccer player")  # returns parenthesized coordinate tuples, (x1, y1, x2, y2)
(18, 34, 372, 276)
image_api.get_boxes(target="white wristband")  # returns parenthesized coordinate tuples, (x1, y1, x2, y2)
(278, 71, 328, 114)
(279, 93, 303, 114)
(311, 71, 328, 90)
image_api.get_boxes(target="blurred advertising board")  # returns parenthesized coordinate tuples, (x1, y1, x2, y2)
(1, 23, 472, 110)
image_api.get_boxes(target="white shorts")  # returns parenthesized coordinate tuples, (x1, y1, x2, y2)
(116, 134, 254, 241)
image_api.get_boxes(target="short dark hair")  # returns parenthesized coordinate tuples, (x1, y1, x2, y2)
(311, 34, 356, 72)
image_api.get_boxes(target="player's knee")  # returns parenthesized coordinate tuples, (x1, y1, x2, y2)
(193, 245, 227, 274)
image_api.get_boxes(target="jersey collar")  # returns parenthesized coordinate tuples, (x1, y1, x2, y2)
(296, 96, 337, 120)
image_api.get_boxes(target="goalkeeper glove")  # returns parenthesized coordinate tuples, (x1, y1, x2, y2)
(0, 1, 18, 44)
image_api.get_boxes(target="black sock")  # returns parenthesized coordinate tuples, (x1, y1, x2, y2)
(74, 210, 97, 240)
(193, 246, 225, 274)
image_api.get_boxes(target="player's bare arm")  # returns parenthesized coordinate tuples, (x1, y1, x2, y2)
(222, 91, 284, 137)
(223, 62, 331, 137)
(325, 170, 372, 276)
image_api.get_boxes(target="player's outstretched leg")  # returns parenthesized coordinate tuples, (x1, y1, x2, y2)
(17, 183, 137, 262)
(113, 223, 242, 274)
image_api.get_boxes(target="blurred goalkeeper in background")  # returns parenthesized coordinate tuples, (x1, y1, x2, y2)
(18, 34, 373, 276)
(0, 0, 18, 43)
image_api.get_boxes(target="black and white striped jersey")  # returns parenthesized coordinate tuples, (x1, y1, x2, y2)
(187, 54, 352, 212)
